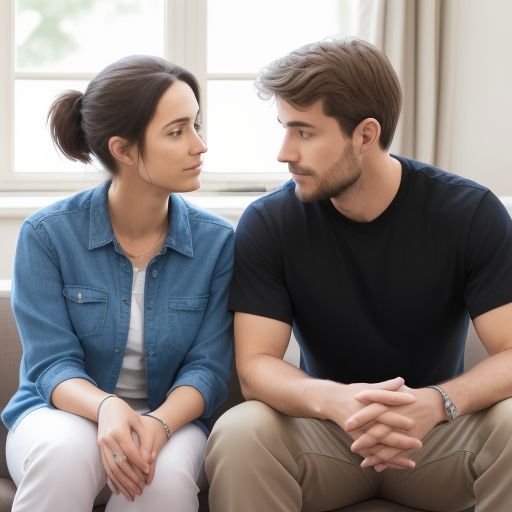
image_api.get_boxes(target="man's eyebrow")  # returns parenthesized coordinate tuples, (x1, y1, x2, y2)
(277, 118, 316, 129)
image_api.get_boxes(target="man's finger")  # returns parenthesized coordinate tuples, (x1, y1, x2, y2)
(344, 403, 388, 431)
(361, 453, 415, 469)
(354, 389, 416, 406)
(366, 377, 404, 391)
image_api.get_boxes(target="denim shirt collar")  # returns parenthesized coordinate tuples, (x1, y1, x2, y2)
(88, 180, 193, 258)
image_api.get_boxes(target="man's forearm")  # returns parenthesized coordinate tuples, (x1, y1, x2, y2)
(442, 348, 512, 416)
(238, 353, 338, 419)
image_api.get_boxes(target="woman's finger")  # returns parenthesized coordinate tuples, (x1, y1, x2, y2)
(106, 476, 119, 495)
(103, 442, 144, 497)
(146, 460, 157, 486)
(100, 450, 135, 501)
(118, 435, 150, 476)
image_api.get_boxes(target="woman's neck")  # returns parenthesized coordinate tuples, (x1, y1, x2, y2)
(108, 177, 169, 240)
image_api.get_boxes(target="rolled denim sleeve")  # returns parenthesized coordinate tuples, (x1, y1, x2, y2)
(169, 228, 235, 419)
(12, 221, 96, 405)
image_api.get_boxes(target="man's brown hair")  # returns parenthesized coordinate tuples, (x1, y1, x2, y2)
(255, 38, 402, 149)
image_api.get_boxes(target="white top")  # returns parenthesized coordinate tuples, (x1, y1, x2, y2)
(114, 268, 148, 399)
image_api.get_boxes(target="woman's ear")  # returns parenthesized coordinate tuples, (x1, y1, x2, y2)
(355, 118, 381, 154)
(108, 136, 136, 166)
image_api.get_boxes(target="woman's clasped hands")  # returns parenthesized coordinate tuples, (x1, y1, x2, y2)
(96, 397, 168, 501)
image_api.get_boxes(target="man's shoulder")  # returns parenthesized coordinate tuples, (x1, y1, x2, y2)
(241, 180, 306, 224)
(400, 156, 488, 196)
(248, 180, 297, 211)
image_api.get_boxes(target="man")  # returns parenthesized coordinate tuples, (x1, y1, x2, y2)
(205, 38, 512, 511)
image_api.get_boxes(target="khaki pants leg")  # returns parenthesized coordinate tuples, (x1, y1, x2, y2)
(205, 400, 380, 512)
(380, 398, 512, 512)
(206, 398, 512, 512)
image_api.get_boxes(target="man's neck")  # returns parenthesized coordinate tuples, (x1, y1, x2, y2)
(330, 154, 402, 223)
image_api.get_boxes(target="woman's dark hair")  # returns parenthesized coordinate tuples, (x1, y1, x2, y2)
(255, 38, 402, 150)
(48, 55, 200, 172)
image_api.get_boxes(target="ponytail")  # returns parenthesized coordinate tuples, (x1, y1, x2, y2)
(47, 90, 91, 163)
(47, 56, 201, 173)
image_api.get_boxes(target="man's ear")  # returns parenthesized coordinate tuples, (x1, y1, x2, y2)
(355, 118, 381, 154)
(108, 136, 136, 166)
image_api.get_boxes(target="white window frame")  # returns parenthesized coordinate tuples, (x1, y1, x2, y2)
(0, 0, 286, 193)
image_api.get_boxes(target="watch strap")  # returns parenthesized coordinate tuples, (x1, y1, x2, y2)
(428, 385, 458, 422)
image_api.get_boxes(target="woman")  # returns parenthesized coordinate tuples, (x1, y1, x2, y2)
(1, 55, 234, 511)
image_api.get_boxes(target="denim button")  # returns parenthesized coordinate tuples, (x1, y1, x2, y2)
(77, 292, 83, 303)
(152, 269, 158, 278)
(122, 298, 129, 305)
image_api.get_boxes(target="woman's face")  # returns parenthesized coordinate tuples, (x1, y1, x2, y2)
(135, 80, 206, 193)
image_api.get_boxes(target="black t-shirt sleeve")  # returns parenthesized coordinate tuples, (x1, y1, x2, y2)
(228, 204, 293, 324)
(464, 191, 512, 318)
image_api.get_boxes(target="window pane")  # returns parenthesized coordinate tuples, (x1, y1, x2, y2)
(205, 81, 287, 174)
(208, 0, 347, 73)
(14, 80, 99, 173)
(15, 0, 164, 72)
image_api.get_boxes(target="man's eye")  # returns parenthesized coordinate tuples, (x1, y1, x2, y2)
(299, 131, 311, 139)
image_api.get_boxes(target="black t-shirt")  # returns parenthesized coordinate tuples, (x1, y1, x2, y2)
(229, 156, 512, 387)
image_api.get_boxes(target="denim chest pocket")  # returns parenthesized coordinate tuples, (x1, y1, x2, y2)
(63, 285, 108, 338)
(168, 296, 209, 351)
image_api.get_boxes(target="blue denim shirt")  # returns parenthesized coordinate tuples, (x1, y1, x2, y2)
(1, 180, 234, 433)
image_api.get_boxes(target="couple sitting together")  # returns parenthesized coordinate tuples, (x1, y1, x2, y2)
(3, 38, 512, 512)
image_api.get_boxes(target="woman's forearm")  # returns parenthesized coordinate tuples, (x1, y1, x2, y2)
(150, 385, 205, 433)
(51, 378, 112, 421)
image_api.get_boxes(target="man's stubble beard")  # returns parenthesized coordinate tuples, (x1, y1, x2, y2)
(293, 145, 361, 203)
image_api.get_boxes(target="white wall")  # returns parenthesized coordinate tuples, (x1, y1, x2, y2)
(0, 218, 22, 279)
(446, 0, 512, 194)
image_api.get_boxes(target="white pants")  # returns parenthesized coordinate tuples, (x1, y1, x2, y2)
(6, 407, 207, 512)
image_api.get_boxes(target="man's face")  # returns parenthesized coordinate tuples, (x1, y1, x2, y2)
(276, 97, 361, 202)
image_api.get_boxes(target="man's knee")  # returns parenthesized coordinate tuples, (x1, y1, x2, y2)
(481, 397, 512, 445)
(205, 400, 286, 473)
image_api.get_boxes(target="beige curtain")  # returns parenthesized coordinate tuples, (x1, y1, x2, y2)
(352, 0, 460, 167)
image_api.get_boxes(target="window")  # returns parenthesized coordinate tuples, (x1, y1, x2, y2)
(1, 0, 356, 192)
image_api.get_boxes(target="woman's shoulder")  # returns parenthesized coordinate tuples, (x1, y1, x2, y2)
(25, 183, 101, 229)
(174, 194, 234, 233)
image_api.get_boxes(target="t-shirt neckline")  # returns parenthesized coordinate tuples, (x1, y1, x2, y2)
(323, 155, 411, 230)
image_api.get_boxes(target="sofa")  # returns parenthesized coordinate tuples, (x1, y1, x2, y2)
(0, 282, 487, 512)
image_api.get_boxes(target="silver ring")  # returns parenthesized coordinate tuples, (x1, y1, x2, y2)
(112, 451, 127, 464)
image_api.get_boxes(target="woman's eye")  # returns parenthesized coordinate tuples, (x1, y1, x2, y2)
(194, 123, 202, 132)
(169, 130, 182, 137)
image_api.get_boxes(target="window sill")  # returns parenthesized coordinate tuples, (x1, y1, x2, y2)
(0, 191, 262, 221)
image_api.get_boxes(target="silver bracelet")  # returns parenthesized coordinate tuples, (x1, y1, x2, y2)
(143, 413, 172, 439)
(96, 394, 118, 422)
(427, 385, 458, 422)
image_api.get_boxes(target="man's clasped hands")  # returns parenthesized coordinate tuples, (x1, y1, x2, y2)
(334, 377, 443, 472)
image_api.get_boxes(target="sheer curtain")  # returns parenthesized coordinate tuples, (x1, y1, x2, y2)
(352, 0, 460, 167)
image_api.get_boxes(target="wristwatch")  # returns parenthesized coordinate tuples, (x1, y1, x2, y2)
(427, 385, 458, 422)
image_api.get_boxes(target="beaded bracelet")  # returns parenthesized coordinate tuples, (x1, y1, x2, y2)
(96, 394, 118, 421)
(143, 412, 172, 439)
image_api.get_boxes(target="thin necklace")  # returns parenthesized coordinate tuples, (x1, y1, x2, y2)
(120, 232, 166, 259)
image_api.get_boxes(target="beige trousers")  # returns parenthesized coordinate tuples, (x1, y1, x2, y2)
(205, 399, 512, 512)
